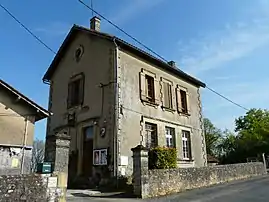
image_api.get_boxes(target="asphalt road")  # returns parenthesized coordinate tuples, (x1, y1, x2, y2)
(67, 175, 269, 202)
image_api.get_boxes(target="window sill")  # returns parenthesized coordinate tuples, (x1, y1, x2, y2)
(178, 158, 194, 162)
(67, 106, 79, 110)
(67, 104, 83, 111)
(141, 100, 158, 108)
(161, 106, 176, 113)
(178, 112, 191, 117)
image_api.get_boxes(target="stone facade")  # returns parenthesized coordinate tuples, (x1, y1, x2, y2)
(0, 174, 62, 202)
(44, 32, 116, 181)
(118, 50, 207, 177)
(43, 17, 206, 185)
(132, 146, 266, 198)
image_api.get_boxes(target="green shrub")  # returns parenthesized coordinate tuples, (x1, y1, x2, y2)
(148, 147, 177, 169)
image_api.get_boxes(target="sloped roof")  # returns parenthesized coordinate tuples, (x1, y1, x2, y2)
(0, 79, 51, 121)
(43, 25, 206, 88)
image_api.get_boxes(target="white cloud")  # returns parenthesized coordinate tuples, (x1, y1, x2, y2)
(180, 0, 269, 131)
(178, 4, 269, 76)
(35, 22, 71, 37)
(213, 75, 237, 81)
(108, 0, 164, 25)
(204, 79, 269, 113)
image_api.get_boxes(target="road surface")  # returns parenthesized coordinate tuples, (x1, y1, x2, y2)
(67, 175, 269, 202)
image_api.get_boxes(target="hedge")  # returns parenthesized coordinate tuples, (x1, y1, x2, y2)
(148, 146, 177, 169)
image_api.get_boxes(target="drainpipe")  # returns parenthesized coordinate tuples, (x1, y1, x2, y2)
(21, 116, 29, 174)
(113, 38, 119, 184)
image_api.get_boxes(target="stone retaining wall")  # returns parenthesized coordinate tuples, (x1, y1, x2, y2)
(131, 145, 267, 198)
(0, 174, 62, 201)
(148, 162, 266, 197)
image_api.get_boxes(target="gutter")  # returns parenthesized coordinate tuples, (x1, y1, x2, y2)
(113, 38, 119, 182)
(21, 117, 29, 174)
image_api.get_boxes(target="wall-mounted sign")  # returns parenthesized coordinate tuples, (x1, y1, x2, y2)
(93, 149, 107, 165)
(120, 156, 128, 166)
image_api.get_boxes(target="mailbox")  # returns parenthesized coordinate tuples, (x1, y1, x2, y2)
(37, 162, 53, 174)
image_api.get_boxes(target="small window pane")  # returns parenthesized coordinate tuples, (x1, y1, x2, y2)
(84, 126, 93, 140)
(182, 130, 191, 159)
(145, 75, 155, 103)
(165, 127, 175, 148)
(145, 122, 157, 148)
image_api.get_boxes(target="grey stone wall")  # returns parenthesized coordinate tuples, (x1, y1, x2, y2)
(132, 145, 266, 198)
(148, 162, 266, 198)
(0, 174, 61, 202)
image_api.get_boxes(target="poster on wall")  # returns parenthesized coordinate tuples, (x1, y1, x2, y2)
(93, 149, 107, 165)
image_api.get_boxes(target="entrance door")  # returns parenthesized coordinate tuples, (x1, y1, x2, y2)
(82, 126, 94, 177)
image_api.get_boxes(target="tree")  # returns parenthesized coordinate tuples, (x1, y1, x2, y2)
(219, 108, 269, 164)
(31, 140, 45, 172)
(236, 108, 269, 153)
(217, 129, 238, 164)
(204, 118, 222, 156)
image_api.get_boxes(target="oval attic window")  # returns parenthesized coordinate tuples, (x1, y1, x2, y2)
(75, 45, 84, 62)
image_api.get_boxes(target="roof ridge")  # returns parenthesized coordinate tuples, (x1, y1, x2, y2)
(43, 25, 206, 88)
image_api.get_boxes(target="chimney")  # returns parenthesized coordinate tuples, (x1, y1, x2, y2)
(168, 61, 176, 68)
(90, 16, 101, 31)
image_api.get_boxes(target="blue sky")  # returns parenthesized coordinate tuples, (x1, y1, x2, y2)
(1, 0, 269, 140)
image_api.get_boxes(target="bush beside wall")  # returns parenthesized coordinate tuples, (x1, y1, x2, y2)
(149, 147, 177, 169)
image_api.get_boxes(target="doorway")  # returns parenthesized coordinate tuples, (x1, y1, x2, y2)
(82, 126, 94, 177)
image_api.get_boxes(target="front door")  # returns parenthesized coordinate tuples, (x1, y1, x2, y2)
(82, 126, 94, 177)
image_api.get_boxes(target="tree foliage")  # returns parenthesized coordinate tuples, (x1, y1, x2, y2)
(204, 118, 222, 156)
(204, 108, 269, 164)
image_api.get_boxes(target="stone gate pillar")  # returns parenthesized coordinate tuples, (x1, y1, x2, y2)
(45, 130, 71, 174)
(131, 145, 149, 198)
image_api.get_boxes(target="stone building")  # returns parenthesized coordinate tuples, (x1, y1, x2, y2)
(0, 79, 50, 175)
(43, 16, 207, 186)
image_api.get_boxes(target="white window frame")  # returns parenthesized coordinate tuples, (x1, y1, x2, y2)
(182, 130, 191, 160)
(165, 126, 175, 148)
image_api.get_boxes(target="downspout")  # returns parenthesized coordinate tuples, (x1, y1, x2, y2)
(21, 116, 29, 174)
(113, 38, 119, 182)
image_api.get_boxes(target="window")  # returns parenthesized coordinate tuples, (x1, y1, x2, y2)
(145, 122, 158, 148)
(165, 127, 175, 148)
(84, 126, 94, 140)
(176, 86, 189, 114)
(67, 74, 84, 108)
(139, 70, 159, 105)
(180, 90, 188, 114)
(145, 75, 155, 103)
(75, 45, 84, 62)
(163, 82, 173, 109)
(182, 130, 192, 159)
